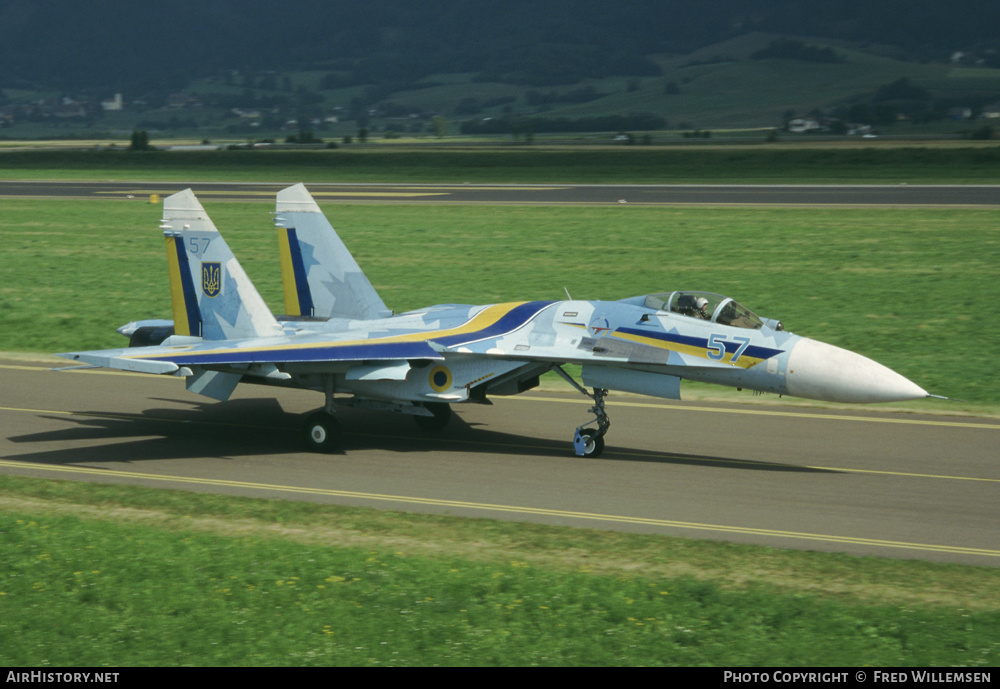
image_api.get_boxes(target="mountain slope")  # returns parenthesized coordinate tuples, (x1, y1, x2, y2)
(2, 0, 999, 92)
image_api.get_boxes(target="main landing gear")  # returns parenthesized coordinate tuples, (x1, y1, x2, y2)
(302, 377, 455, 453)
(304, 410, 340, 453)
(552, 366, 611, 458)
(304, 375, 341, 453)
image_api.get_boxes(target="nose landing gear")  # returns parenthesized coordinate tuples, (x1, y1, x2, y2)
(553, 366, 610, 458)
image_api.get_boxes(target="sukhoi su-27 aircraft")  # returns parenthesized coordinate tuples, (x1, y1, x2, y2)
(59, 184, 935, 457)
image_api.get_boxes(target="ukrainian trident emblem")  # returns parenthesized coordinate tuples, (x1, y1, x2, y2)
(201, 262, 221, 297)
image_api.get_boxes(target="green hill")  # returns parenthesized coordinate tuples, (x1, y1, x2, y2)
(3, 3, 1000, 139)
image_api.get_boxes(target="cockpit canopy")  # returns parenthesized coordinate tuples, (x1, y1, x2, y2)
(643, 291, 766, 330)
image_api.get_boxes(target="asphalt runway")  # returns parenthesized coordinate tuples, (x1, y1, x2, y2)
(3, 180, 1000, 206)
(2, 361, 998, 566)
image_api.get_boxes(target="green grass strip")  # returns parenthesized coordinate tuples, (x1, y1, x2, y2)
(3, 145, 1000, 183)
(1, 475, 998, 666)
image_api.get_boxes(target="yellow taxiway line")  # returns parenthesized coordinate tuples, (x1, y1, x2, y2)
(0, 457, 996, 560)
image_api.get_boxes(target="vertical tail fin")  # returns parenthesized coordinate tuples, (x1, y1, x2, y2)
(274, 184, 392, 320)
(162, 189, 282, 341)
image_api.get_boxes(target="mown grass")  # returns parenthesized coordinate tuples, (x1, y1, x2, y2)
(2, 145, 1000, 183)
(2, 475, 997, 667)
(1, 198, 996, 406)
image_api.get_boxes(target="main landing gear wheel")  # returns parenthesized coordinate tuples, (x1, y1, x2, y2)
(304, 411, 341, 453)
(414, 402, 452, 432)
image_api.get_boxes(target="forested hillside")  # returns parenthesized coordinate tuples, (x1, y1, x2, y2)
(3, 1, 999, 136)
(2, 0, 998, 92)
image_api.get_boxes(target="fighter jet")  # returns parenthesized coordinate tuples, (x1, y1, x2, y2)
(60, 185, 933, 457)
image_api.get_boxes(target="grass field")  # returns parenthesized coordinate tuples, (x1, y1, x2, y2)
(2, 475, 998, 666)
(2, 145, 1000, 184)
(1, 197, 996, 407)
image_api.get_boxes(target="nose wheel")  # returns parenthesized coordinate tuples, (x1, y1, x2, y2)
(574, 427, 606, 457)
(553, 367, 610, 458)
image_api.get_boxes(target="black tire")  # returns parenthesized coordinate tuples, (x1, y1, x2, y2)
(414, 402, 452, 432)
(304, 411, 340, 453)
(576, 428, 605, 458)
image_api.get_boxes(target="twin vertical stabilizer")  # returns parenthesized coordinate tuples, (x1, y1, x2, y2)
(161, 184, 390, 346)
(274, 183, 392, 320)
(162, 189, 283, 341)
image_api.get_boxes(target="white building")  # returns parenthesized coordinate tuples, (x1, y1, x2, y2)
(101, 93, 123, 111)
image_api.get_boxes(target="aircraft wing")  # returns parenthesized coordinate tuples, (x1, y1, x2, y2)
(59, 338, 444, 369)
(56, 333, 447, 403)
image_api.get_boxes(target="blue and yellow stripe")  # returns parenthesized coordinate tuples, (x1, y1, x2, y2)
(277, 227, 315, 317)
(612, 326, 783, 369)
(165, 236, 201, 337)
(128, 301, 556, 367)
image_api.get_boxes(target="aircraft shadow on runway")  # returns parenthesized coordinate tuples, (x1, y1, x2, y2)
(6, 397, 836, 474)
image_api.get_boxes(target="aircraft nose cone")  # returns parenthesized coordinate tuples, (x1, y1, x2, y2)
(786, 338, 928, 403)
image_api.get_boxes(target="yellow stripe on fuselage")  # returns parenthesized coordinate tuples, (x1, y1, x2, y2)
(611, 329, 765, 369)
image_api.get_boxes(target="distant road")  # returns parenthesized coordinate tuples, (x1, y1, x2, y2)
(3, 181, 1000, 206)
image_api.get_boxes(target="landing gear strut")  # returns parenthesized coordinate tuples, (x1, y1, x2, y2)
(303, 375, 341, 453)
(552, 366, 611, 458)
